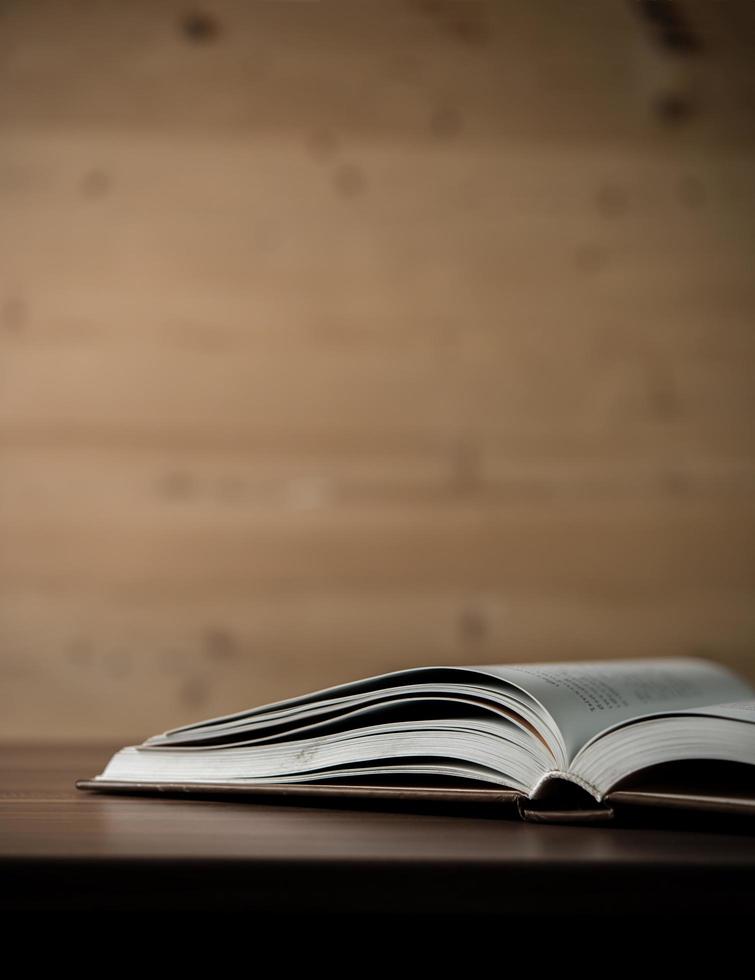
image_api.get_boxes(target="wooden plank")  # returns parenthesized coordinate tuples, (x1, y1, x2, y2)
(0, 1, 663, 139)
(2, 446, 755, 514)
(2, 496, 753, 593)
(1, 131, 752, 443)
(0, 0, 754, 739)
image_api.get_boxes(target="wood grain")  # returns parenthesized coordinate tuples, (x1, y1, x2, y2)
(0, 1, 754, 738)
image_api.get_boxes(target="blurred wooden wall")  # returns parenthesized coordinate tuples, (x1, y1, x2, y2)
(1, 0, 754, 740)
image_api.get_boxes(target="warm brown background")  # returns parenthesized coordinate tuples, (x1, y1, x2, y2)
(1, 1, 753, 741)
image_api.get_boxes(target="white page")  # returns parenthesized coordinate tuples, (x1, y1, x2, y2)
(472, 658, 753, 761)
(684, 699, 755, 722)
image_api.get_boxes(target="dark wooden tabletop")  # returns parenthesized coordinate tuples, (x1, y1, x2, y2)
(2, 743, 754, 915)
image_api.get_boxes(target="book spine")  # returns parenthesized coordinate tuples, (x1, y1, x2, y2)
(517, 773, 615, 823)
(516, 797, 615, 824)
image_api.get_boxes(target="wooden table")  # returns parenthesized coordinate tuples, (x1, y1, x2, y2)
(2, 743, 754, 916)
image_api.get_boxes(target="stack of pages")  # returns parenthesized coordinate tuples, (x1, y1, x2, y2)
(78, 657, 755, 823)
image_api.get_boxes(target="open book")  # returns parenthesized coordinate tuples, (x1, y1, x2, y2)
(77, 657, 755, 824)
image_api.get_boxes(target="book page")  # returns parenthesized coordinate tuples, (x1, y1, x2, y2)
(474, 658, 753, 761)
(685, 699, 755, 722)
